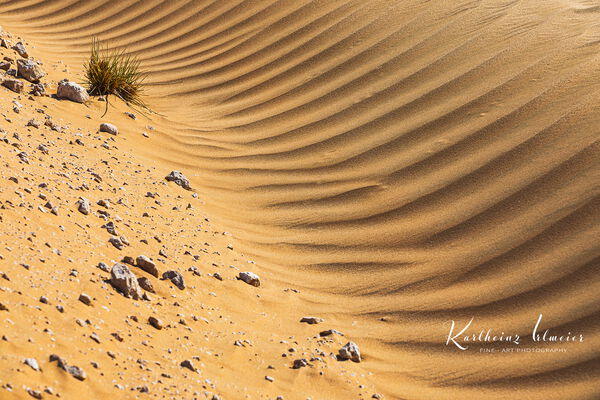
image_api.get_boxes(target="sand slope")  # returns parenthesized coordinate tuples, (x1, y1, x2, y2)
(0, 0, 599, 399)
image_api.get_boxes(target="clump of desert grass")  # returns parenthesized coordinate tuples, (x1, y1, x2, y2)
(83, 37, 147, 116)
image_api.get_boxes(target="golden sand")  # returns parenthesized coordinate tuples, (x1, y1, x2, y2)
(0, 1, 598, 399)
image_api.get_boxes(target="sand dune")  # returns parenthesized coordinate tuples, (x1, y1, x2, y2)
(0, 0, 599, 399)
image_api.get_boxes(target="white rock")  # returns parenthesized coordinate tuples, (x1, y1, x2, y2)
(110, 263, 142, 300)
(76, 197, 90, 215)
(338, 341, 361, 362)
(99, 123, 118, 135)
(57, 80, 89, 103)
(238, 271, 260, 287)
(16, 59, 45, 82)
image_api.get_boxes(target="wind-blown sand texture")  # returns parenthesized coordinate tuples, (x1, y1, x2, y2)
(0, 1, 599, 399)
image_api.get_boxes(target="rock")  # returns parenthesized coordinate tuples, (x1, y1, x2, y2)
(180, 359, 196, 372)
(292, 358, 309, 369)
(99, 123, 118, 135)
(39, 296, 49, 304)
(17, 151, 29, 164)
(238, 271, 260, 287)
(30, 83, 45, 96)
(137, 277, 154, 293)
(16, 59, 45, 82)
(102, 221, 117, 235)
(27, 389, 42, 399)
(136, 255, 158, 277)
(265, 375, 274, 382)
(162, 270, 185, 290)
(56, 80, 89, 103)
(109, 236, 124, 250)
(97, 262, 110, 272)
(110, 263, 142, 300)
(338, 341, 361, 363)
(78, 293, 92, 306)
(121, 256, 135, 265)
(148, 316, 163, 330)
(65, 364, 87, 380)
(90, 332, 101, 343)
(300, 316, 323, 325)
(76, 197, 90, 215)
(319, 329, 343, 337)
(11, 42, 28, 58)
(0, 302, 9, 311)
(23, 358, 40, 371)
(96, 199, 110, 208)
(27, 119, 40, 128)
(165, 171, 191, 190)
(0, 61, 10, 71)
(49, 354, 86, 380)
(2, 78, 23, 93)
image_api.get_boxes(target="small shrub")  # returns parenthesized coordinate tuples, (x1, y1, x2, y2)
(83, 37, 147, 116)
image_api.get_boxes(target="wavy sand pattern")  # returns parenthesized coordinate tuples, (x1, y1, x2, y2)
(1, 0, 598, 398)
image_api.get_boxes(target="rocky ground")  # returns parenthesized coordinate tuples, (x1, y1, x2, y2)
(0, 28, 381, 400)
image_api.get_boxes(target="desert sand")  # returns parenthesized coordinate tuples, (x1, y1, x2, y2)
(0, 1, 598, 399)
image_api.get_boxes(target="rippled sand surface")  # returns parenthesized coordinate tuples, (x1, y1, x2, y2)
(1, 1, 598, 398)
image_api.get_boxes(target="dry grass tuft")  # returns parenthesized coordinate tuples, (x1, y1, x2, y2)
(83, 37, 147, 116)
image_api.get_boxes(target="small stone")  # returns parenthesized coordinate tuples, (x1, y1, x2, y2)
(238, 271, 260, 287)
(110, 263, 142, 300)
(137, 277, 155, 293)
(165, 170, 191, 190)
(64, 364, 86, 381)
(17, 59, 45, 82)
(292, 358, 309, 369)
(121, 256, 135, 265)
(78, 293, 92, 306)
(27, 119, 40, 128)
(2, 78, 23, 93)
(148, 316, 163, 330)
(97, 262, 110, 272)
(27, 389, 42, 399)
(76, 197, 90, 215)
(39, 296, 49, 304)
(24, 358, 40, 371)
(99, 123, 118, 135)
(109, 236, 124, 250)
(90, 332, 101, 343)
(96, 199, 110, 208)
(180, 359, 196, 372)
(162, 270, 185, 290)
(338, 341, 361, 362)
(11, 42, 28, 57)
(30, 83, 45, 96)
(319, 329, 343, 337)
(56, 80, 89, 103)
(300, 316, 323, 325)
(265, 375, 274, 382)
(136, 255, 158, 277)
